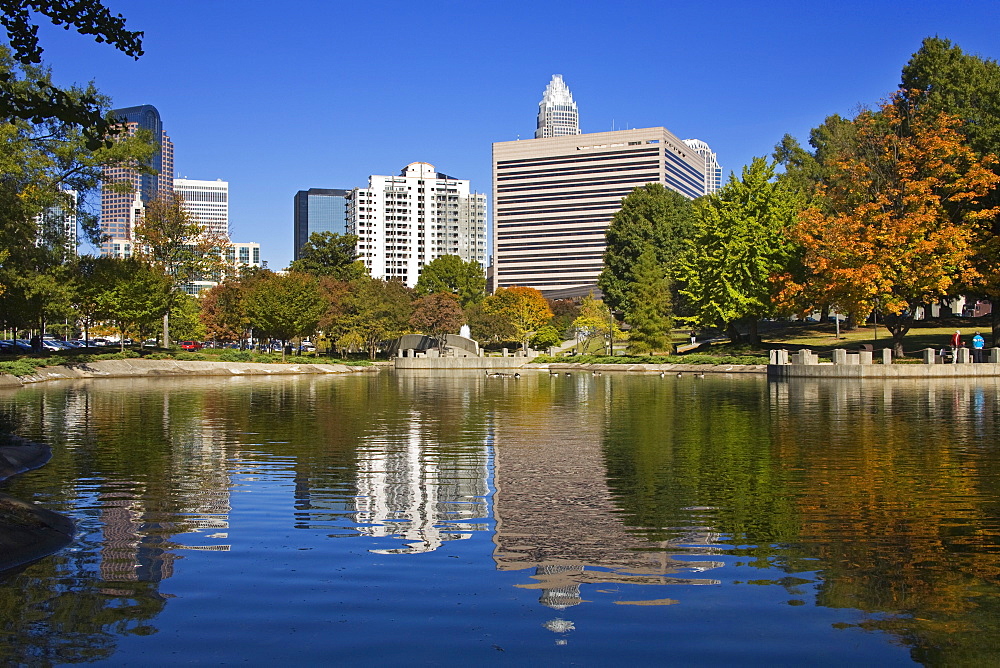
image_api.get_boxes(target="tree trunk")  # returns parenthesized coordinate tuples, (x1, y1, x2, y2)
(747, 319, 761, 345)
(992, 305, 1000, 348)
(162, 312, 170, 348)
(726, 321, 742, 344)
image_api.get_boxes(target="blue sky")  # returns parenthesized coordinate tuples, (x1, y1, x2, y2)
(31, 0, 1000, 268)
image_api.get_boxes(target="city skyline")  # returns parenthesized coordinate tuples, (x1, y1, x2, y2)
(33, 1, 1000, 268)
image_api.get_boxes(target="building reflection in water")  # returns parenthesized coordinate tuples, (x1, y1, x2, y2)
(50, 384, 235, 589)
(489, 373, 721, 629)
(351, 377, 492, 554)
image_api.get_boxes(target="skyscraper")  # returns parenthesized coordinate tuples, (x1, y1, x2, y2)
(535, 74, 581, 139)
(100, 104, 174, 256)
(493, 127, 706, 295)
(683, 139, 723, 195)
(293, 188, 350, 260)
(174, 178, 229, 239)
(347, 162, 487, 288)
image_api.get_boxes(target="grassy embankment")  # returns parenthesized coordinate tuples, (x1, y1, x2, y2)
(542, 316, 992, 365)
(0, 347, 372, 378)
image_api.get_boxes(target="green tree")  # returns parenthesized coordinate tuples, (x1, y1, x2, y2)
(599, 183, 696, 312)
(572, 291, 622, 355)
(413, 254, 486, 306)
(0, 0, 144, 148)
(624, 248, 673, 354)
(464, 301, 514, 345)
(242, 271, 327, 360)
(200, 281, 247, 344)
(408, 292, 464, 352)
(481, 286, 552, 352)
(333, 277, 413, 360)
(288, 231, 367, 281)
(773, 113, 857, 206)
(547, 298, 580, 338)
(95, 257, 171, 349)
(169, 294, 207, 342)
(529, 325, 563, 351)
(679, 158, 801, 344)
(0, 45, 154, 336)
(133, 192, 230, 347)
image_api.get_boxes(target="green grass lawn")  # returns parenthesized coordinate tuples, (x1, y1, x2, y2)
(687, 317, 993, 358)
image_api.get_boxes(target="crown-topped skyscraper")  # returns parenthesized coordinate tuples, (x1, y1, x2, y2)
(535, 74, 580, 138)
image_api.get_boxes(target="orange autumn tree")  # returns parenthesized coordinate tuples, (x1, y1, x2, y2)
(789, 96, 1000, 357)
(482, 286, 553, 352)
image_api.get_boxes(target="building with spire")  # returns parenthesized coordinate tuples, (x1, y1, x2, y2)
(100, 104, 174, 257)
(683, 139, 723, 195)
(535, 74, 581, 139)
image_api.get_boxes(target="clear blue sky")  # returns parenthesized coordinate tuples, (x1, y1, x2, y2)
(31, 0, 1000, 268)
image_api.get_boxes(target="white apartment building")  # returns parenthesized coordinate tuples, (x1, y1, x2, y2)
(347, 162, 487, 288)
(174, 178, 229, 238)
(493, 127, 706, 295)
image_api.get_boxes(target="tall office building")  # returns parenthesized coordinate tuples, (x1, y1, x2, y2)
(293, 188, 350, 260)
(535, 74, 581, 139)
(174, 178, 229, 238)
(493, 127, 706, 295)
(100, 104, 174, 256)
(347, 162, 487, 288)
(683, 139, 723, 195)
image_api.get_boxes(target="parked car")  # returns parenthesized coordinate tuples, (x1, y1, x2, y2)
(180, 341, 203, 351)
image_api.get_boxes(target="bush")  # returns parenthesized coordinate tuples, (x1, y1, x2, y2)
(0, 359, 48, 377)
(174, 352, 207, 361)
(218, 349, 254, 362)
(92, 350, 140, 361)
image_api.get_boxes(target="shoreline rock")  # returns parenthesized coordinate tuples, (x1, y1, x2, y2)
(0, 358, 380, 387)
(0, 493, 75, 573)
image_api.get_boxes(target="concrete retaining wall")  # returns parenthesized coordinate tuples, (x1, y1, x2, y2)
(535, 362, 767, 374)
(394, 356, 530, 371)
(1, 358, 378, 387)
(768, 363, 1000, 379)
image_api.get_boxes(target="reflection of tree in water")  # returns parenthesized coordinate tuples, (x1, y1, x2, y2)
(601, 375, 800, 563)
(603, 375, 1000, 662)
(770, 378, 1000, 664)
(0, 381, 236, 663)
(0, 555, 167, 664)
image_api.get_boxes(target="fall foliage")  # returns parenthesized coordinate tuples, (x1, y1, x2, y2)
(787, 96, 1000, 356)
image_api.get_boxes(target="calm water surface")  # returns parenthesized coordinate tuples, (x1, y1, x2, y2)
(2, 370, 1000, 665)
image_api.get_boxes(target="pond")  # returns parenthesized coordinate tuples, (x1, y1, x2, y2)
(2, 370, 1000, 665)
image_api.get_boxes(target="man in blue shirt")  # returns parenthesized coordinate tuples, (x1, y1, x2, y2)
(972, 331, 986, 363)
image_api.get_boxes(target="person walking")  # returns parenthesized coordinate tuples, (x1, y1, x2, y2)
(951, 330, 962, 364)
(973, 331, 986, 363)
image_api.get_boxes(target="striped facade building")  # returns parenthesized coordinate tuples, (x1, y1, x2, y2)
(492, 127, 707, 295)
(101, 104, 174, 256)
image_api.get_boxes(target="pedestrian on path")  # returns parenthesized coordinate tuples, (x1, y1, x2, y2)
(973, 331, 986, 363)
